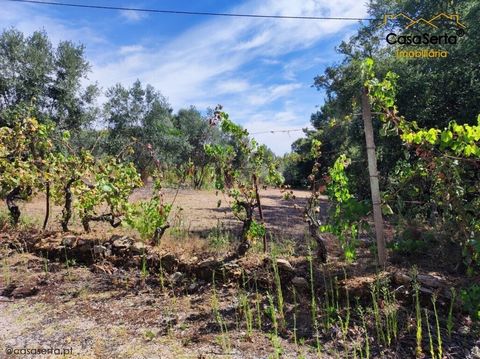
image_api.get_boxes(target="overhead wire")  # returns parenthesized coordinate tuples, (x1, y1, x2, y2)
(5, 0, 376, 21)
(250, 128, 312, 135)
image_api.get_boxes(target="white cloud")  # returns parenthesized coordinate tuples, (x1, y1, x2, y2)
(89, 0, 367, 107)
(246, 83, 303, 106)
(119, 45, 145, 55)
(1, 0, 368, 154)
(215, 80, 251, 94)
(0, 1, 108, 61)
(120, 9, 148, 23)
(233, 31, 271, 51)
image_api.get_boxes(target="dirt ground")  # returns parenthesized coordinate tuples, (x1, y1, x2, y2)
(0, 188, 320, 358)
(0, 188, 479, 359)
(9, 186, 313, 241)
(0, 263, 304, 359)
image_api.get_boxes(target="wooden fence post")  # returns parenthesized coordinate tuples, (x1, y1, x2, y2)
(361, 86, 387, 266)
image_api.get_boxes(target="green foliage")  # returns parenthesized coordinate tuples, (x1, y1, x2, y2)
(245, 219, 266, 242)
(365, 60, 480, 159)
(48, 150, 94, 198)
(289, 0, 480, 207)
(0, 114, 52, 197)
(102, 80, 178, 172)
(75, 157, 142, 231)
(319, 155, 369, 261)
(0, 28, 98, 130)
(126, 182, 172, 241)
(388, 238, 428, 256)
(460, 284, 480, 320)
(387, 227, 432, 255)
(365, 58, 480, 271)
(103, 82, 223, 181)
(173, 108, 222, 188)
(0, 28, 264, 189)
(205, 106, 283, 249)
(207, 226, 234, 250)
(0, 107, 55, 223)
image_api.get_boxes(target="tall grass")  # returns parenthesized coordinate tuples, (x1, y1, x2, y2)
(211, 272, 231, 353)
(432, 294, 443, 359)
(2, 256, 11, 287)
(307, 247, 321, 355)
(447, 288, 456, 339)
(271, 252, 285, 330)
(413, 270, 423, 358)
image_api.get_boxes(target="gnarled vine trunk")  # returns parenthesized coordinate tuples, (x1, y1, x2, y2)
(6, 186, 22, 225)
(152, 223, 170, 245)
(252, 174, 266, 252)
(237, 201, 254, 257)
(304, 195, 328, 263)
(43, 182, 50, 230)
(308, 222, 327, 263)
(81, 213, 122, 232)
(61, 178, 76, 232)
(193, 166, 206, 189)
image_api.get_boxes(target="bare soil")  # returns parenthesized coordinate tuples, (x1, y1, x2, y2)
(7, 187, 314, 246)
(0, 188, 479, 358)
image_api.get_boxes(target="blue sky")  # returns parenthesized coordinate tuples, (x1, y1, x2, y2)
(1, 0, 368, 154)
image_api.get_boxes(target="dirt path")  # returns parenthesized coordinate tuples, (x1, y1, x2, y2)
(0, 265, 304, 359)
(1, 187, 317, 242)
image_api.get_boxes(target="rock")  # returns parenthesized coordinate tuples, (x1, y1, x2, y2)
(76, 240, 91, 254)
(392, 272, 447, 289)
(93, 245, 108, 255)
(112, 236, 133, 250)
(392, 271, 412, 285)
(130, 241, 147, 255)
(194, 258, 222, 280)
(1, 283, 16, 297)
(62, 235, 76, 247)
(188, 282, 199, 293)
(224, 262, 242, 278)
(145, 298, 155, 306)
(160, 254, 179, 271)
(417, 274, 446, 288)
(275, 258, 295, 273)
(264, 257, 295, 272)
(198, 258, 220, 268)
(3, 284, 39, 298)
(291, 276, 309, 290)
(170, 272, 184, 284)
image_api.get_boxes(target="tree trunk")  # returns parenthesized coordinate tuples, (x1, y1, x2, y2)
(61, 178, 75, 232)
(252, 173, 267, 253)
(81, 215, 91, 232)
(308, 223, 327, 263)
(43, 182, 50, 231)
(82, 213, 122, 232)
(361, 87, 387, 266)
(237, 202, 254, 257)
(6, 186, 22, 225)
(193, 166, 206, 189)
(152, 223, 170, 245)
